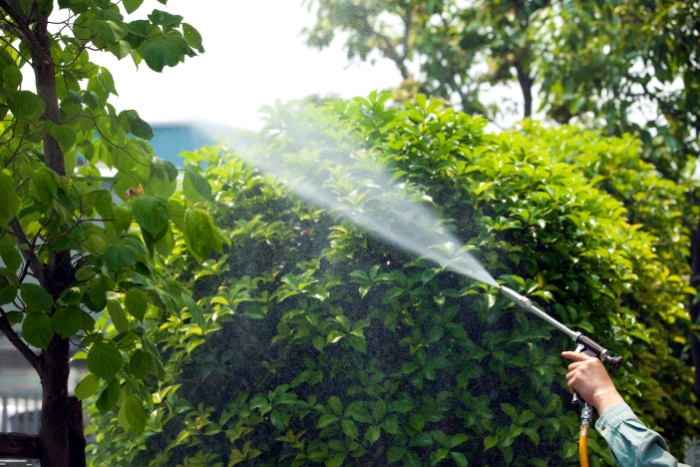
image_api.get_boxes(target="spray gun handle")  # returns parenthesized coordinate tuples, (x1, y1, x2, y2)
(571, 343, 596, 404)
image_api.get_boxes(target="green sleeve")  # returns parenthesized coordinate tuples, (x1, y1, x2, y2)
(595, 402, 690, 467)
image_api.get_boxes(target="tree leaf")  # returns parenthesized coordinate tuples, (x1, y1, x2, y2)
(181, 292, 207, 328)
(128, 349, 153, 379)
(450, 452, 468, 467)
(20, 283, 54, 312)
(96, 378, 121, 414)
(122, 0, 144, 15)
(183, 167, 212, 202)
(52, 307, 83, 338)
(0, 243, 21, 273)
(143, 39, 181, 72)
(104, 244, 138, 271)
(32, 169, 58, 205)
(0, 172, 19, 228)
(75, 373, 101, 400)
(387, 446, 405, 463)
(22, 312, 54, 348)
(124, 288, 148, 321)
(484, 435, 498, 450)
(182, 23, 204, 52)
(125, 394, 149, 434)
(87, 341, 124, 381)
(148, 9, 183, 26)
(126, 111, 154, 139)
(9, 90, 45, 119)
(184, 208, 223, 262)
(132, 195, 170, 236)
(2, 66, 22, 90)
(107, 300, 129, 333)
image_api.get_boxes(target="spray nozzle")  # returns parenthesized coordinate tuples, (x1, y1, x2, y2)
(498, 285, 623, 369)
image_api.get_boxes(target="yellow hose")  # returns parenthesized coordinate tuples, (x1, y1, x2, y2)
(579, 425, 590, 467)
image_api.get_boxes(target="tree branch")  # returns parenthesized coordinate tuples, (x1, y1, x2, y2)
(0, 306, 41, 374)
(10, 217, 45, 285)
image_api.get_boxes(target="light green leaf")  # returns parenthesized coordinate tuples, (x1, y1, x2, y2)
(87, 341, 124, 381)
(365, 425, 380, 445)
(32, 169, 57, 205)
(107, 300, 129, 333)
(124, 289, 148, 321)
(184, 208, 224, 262)
(50, 124, 77, 153)
(22, 312, 54, 348)
(450, 452, 468, 467)
(132, 195, 170, 236)
(183, 167, 212, 202)
(20, 283, 54, 312)
(75, 373, 101, 400)
(317, 414, 339, 428)
(484, 435, 498, 450)
(125, 394, 149, 434)
(341, 419, 358, 440)
(2, 66, 22, 90)
(9, 90, 45, 119)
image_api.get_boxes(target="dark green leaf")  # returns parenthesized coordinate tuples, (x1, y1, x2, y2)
(0, 172, 19, 227)
(0, 243, 21, 273)
(52, 307, 83, 338)
(124, 394, 148, 434)
(126, 111, 154, 139)
(128, 349, 153, 379)
(87, 341, 124, 380)
(148, 9, 182, 26)
(22, 312, 53, 348)
(182, 23, 204, 52)
(181, 292, 206, 328)
(104, 244, 138, 271)
(122, 0, 144, 14)
(143, 39, 181, 72)
(96, 378, 121, 414)
(184, 208, 224, 262)
(20, 283, 54, 312)
(387, 446, 405, 463)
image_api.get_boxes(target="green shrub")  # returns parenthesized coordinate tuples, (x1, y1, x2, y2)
(88, 94, 697, 467)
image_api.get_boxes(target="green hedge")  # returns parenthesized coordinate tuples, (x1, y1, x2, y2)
(88, 94, 697, 467)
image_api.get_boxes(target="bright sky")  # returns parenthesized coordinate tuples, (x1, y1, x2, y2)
(96, 0, 403, 132)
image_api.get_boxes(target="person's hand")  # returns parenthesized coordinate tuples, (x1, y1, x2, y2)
(562, 351, 624, 415)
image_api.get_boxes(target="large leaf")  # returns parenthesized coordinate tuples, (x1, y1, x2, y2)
(22, 312, 54, 348)
(20, 283, 54, 312)
(132, 195, 170, 236)
(75, 373, 101, 400)
(0, 243, 21, 273)
(104, 244, 138, 271)
(124, 394, 149, 434)
(107, 300, 129, 333)
(9, 90, 45, 119)
(183, 167, 212, 203)
(126, 111, 154, 140)
(124, 288, 148, 321)
(52, 307, 83, 338)
(87, 341, 124, 381)
(143, 39, 181, 72)
(122, 0, 144, 14)
(96, 378, 121, 414)
(128, 349, 153, 379)
(184, 208, 224, 262)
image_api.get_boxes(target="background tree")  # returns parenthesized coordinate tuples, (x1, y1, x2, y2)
(303, 0, 700, 404)
(0, 1, 223, 466)
(302, 0, 547, 120)
(90, 95, 698, 466)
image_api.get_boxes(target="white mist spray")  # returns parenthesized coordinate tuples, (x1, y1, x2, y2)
(234, 131, 497, 287)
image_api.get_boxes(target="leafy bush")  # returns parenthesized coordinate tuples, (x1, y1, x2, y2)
(89, 94, 697, 467)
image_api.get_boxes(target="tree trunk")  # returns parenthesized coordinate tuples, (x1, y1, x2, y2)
(514, 59, 534, 119)
(38, 335, 71, 467)
(689, 218, 700, 406)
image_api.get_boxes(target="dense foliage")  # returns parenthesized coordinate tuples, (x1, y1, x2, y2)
(0, 1, 216, 465)
(90, 94, 697, 467)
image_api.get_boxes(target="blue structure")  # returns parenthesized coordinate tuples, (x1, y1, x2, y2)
(149, 122, 242, 167)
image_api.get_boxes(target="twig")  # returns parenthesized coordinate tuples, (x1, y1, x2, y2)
(0, 306, 41, 374)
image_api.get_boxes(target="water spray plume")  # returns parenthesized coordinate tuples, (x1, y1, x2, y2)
(234, 128, 498, 287)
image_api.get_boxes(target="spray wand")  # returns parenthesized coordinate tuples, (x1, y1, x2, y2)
(498, 286, 623, 467)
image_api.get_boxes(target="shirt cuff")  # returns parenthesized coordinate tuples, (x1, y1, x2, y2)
(595, 402, 636, 432)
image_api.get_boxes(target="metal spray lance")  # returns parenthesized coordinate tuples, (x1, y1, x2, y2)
(498, 286, 624, 467)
